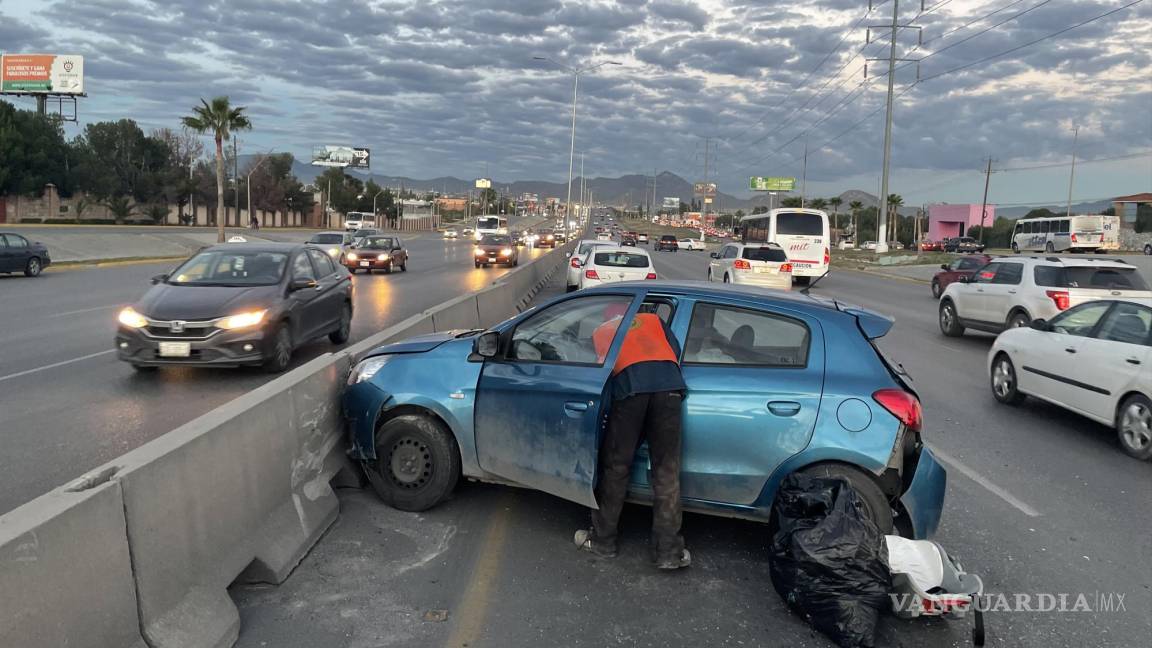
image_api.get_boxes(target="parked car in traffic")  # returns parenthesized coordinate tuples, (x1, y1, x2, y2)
(863, 241, 879, 250)
(708, 242, 792, 290)
(565, 240, 616, 292)
(931, 255, 994, 298)
(575, 247, 656, 289)
(474, 234, 519, 268)
(678, 238, 705, 251)
(345, 235, 408, 274)
(115, 243, 352, 373)
(944, 237, 985, 253)
(536, 229, 558, 248)
(620, 235, 637, 247)
(307, 231, 356, 264)
(988, 299, 1152, 459)
(596, 231, 611, 241)
(443, 228, 459, 240)
(939, 257, 1151, 336)
(637, 233, 649, 244)
(655, 235, 679, 252)
(920, 240, 944, 252)
(351, 229, 380, 246)
(0, 232, 50, 277)
(342, 282, 946, 539)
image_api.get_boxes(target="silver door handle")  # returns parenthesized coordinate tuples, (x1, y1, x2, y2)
(563, 401, 589, 412)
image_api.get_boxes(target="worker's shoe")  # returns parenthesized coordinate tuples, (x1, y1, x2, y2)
(654, 548, 692, 570)
(573, 529, 617, 558)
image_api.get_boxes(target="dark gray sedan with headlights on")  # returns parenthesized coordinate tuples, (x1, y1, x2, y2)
(115, 243, 353, 372)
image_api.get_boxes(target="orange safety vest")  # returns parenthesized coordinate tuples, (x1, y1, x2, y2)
(593, 313, 679, 375)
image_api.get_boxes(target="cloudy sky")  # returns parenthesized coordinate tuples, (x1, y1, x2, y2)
(2, 0, 1149, 205)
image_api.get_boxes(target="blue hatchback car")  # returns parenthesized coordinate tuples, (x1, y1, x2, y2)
(343, 281, 946, 538)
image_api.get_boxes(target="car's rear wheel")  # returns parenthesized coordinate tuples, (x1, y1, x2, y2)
(1144, 243, 1151, 256)
(1045, 242, 1055, 253)
(797, 464, 894, 534)
(1011, 243, 1020, 254)
(24, 257, 42, 277)
(1007, 310, 1030, 329)
(329, 303, 351, 345)
(939, 300, 964, 337)
(368, 414, 461, 511)
(263, 324, 293, 373)
(566, 284, 576, 293)
(722, 273, 730, 283)
(991, 353, 1026, 405)
(1116, 394, 1152, 460)
(931, 279, 942, 299)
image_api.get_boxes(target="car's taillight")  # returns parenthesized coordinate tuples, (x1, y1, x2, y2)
(1046, 290, 1070, 311)
(823, 247, 830, 265)
(873, 389, 922, 432)
(585, 269, 600, 279)
(733, 259, 752, 270)
(570, 257, 581, 268)
(645, 272, 657, 280)
(1070, 233, 1077, 243)
(779, 263, 793, 273)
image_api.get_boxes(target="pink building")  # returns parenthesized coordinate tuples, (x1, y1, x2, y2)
(927, 204, 995, 241)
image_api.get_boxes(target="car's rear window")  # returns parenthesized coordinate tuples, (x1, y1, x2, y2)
(775, 212, 824, 236)
(742, 247, 788, 262)
(661, 235, 677, 241)
(309, 233, 344, 244)
(1034, 266, 1149, 290)
(594, 252, 650, 268)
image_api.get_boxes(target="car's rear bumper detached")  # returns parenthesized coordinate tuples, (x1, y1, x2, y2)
(899, 446, 947, 539)
(115, 326, 270, 367)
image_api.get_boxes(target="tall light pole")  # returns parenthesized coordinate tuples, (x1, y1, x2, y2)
(534, 56, 621, 240)
(1066, 125, 1080, 218)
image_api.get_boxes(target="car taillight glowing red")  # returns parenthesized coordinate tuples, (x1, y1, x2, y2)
(733, 259, 752, 270)
(645, 272, 657, 280)
(873, 389, 922, 432)
(779, 263, 793, 273)
(824, 247, 830, 265)
(570, 257, 581, 268)
(1046, 290, 1070, 310)
(1070, 233, 1077, 243)
(585, 269, 600, 280)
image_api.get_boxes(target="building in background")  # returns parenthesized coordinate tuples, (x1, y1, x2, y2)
(927, 204, 994, 241)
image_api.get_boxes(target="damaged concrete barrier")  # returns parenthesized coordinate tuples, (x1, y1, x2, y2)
(429, 292, 482, 331)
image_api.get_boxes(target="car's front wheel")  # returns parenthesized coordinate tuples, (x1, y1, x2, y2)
(991, 353, 1025, 405)
(939, 300, 964, 337)
(797, 464, 893, 534)
(367, 414, 461, 511)
(1144, 243, 1152, 256)
(931, 278, 942, 299)
(1117, 394, 1152, 460)
(263, 324, 293, 373)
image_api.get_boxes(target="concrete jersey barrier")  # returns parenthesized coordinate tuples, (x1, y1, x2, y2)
(0, 242, 573, 648)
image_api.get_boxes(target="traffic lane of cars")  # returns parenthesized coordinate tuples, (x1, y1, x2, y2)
(647, 251, 1152, 645)
(0, 239, 551, 515)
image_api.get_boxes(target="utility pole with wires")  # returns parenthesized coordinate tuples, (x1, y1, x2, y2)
(866, 0, 922, 253)
(801, 138, 808, 207)
(978, 156, 997, 243)
(1066, 125, 1079, 218)
(651, 168, 658, 220)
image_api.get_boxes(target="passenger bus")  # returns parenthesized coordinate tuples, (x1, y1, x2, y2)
(740, 208, 830, 285)
(475, 215, 508, 241)
(1010, 214, 1120, 254)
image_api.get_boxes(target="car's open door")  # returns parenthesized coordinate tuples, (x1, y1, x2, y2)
(474, 293, 639, 508)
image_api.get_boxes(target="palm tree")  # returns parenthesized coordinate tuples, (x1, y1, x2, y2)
(104, 196, 136, 225)
(808, 198, 827, 212)
(887, 194, 904, 245)
(781, 196, 804, 208)
(182, 97, 252, 242)
(828, 196, 843, 230)
(849, 200, 863, 245)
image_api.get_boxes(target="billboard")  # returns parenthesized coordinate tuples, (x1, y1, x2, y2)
(311, 145, 370, 168)
(475, 178, 492, 189)
(662, 196, 679, 209)
(1, 54, 85, 95)
(693, 182, 717, 196)
(749, 176, 796, 191)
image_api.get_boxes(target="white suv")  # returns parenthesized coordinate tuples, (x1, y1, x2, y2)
(707, 242, 792, 290)
(939, 256, 1152, 337)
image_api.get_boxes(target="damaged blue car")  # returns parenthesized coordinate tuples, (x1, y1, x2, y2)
(343, 281, 947, 538)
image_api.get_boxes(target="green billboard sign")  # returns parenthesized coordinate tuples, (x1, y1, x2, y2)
(749, 176, 796, 191)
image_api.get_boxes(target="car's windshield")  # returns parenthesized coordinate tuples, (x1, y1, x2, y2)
(360, 237, 396, 249)
(309, 234, 344, 244)
(168, 250, 288, 286)
(594, 252, 649, 268)
(741, 247, 788, 262)
(480, 235, 511, 245)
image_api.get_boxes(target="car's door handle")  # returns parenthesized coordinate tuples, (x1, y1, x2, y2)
(767, 401, 802, 417)
(1065, 348, 1077, 354)
(1126, 358, 1141, 365)
(1008, 290, 1017, 294)
(563, 401, 590, 413)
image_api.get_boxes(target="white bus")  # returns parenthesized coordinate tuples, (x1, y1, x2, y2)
(740, 208, 830, 285)
(1010, 214, 1120, 254)
(344, 211, 376, 231)
(475, 215, 508, 241)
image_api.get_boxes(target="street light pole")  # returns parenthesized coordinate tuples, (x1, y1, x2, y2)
(246, 150, 274, 228)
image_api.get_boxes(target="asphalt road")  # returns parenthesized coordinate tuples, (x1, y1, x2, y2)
(0, 232, 554, 515)
(234, 244, 1151, 648)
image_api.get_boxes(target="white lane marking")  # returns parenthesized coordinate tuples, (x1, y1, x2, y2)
(932, 447, 1042, 517)
(49, 305, 119, 318)
(0, 350, 116, 383)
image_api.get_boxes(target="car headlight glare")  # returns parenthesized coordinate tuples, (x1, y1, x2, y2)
(216, 309, 268, 330)
(474, 248, 486, 256)
(500, 248, 513, 256)
(347, 253, 359, 261)
(118, 307, 148, 328)
(349, 355, 390, 385)
(379, 253, 390, 260)
(328, 248, 340, 256)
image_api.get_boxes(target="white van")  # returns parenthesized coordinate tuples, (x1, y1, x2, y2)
(739, 208, 830, 285)
(345, 212, 376, 231)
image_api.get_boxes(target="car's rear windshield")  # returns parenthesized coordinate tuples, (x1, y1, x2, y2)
(660, 235, 677, 241)
(742, 247, 788, 262)
(1034, 265, 1149, 290)
(169, 251, 288, 286)
(578, 243, 609, 255)
(775, 212, 824, 236)
(594, 252, 650, 268)
(309, 233, 344, 244)
(481, 235, 511, 245)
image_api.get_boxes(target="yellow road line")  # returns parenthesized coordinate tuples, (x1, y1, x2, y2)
(443, 494, 512, 648)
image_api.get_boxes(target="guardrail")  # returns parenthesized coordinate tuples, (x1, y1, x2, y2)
(0, 240, 576, 648)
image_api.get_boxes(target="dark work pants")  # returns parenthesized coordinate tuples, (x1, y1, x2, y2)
(590, 391, 685, 559)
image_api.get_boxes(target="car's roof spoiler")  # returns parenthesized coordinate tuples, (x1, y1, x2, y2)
(834, 300, 895, 339)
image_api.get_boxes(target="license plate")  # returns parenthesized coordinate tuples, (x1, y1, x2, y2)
(793, 263, 812, 269)
(754, 267, 776, 274)
(158, 342, 191, 357)
(359, 261, 370, 267)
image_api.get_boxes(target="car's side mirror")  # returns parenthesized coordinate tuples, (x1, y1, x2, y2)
(710, 252, 720, 259)
(474, 331, 500, 358)
(290, 278, 318, 291)
(940, 264, 949, 270)
(1029, 318, 1051, 332)
(150, 273, 169, 284)
(958, 275, 970, 283)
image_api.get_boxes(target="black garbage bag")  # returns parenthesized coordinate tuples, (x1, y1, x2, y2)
(769, 474, 892, 648)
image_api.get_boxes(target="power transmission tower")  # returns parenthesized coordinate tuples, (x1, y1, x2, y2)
(866, 0, 922, 253)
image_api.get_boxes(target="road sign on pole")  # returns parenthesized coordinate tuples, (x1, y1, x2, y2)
(749, 176, 796, 191)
